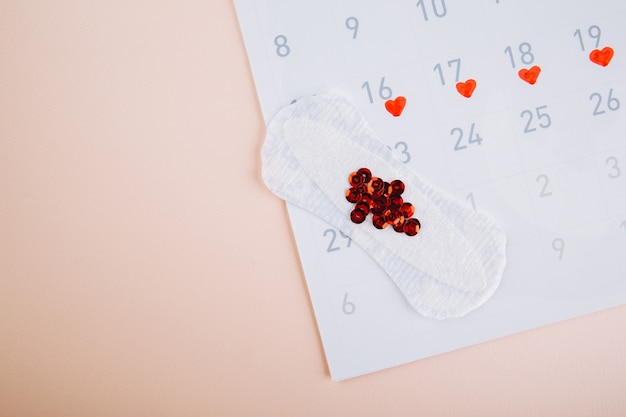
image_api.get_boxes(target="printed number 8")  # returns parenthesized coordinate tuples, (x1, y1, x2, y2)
(274, 35, 290, 57)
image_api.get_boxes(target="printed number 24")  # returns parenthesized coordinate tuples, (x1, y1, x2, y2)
(451, 123, 482, 151)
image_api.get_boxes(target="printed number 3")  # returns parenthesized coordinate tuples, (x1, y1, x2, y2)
(606, 156, 621, 179)
(395, 141, 411, 163)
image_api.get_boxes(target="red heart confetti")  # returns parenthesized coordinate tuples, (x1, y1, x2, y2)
(456, 79, 477, 98)
(385, 96, 406, 117)
(589, 46, 614, 67)
(518, 65, 541, 85)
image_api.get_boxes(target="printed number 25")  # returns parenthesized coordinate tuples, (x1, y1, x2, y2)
(521, 105, 551, 133)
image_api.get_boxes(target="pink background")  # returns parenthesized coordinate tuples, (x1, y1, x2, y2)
(1, 1, 625, 415)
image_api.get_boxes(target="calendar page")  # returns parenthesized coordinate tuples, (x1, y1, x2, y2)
(234, 0, 626, 380)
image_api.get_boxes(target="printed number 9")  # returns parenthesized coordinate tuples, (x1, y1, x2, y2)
(552, 238, 564, 260)
(274, 34, 290, 57)
(345, 17, 359, 39)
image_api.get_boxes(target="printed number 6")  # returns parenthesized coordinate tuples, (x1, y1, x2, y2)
(342, 293, 356, 315)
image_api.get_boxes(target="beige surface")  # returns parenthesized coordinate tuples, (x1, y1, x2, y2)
(1, 1, 625, 416)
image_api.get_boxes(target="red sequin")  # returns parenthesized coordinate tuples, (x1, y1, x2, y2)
(388, 195, 403, 210)
(368, 177, 385, 196)
(345, 187, 361, 203)
(346, 168, 421, 236)
(348, 171, 364, 187)
(400, 202, 415, 218)
(372, 215, 388, 229)
(357, 167, 372, 183)
(350, 209, 367, 224)
(390, 180, 405, 196)
(393, 218, 406, 233)
(360, 192, 373, 208)
(371, 196, 388, 216)
(403, 218, 421, 236)
(355, 201, 370, 215)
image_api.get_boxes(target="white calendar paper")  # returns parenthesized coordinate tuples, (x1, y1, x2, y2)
(234, 0, 626, 380)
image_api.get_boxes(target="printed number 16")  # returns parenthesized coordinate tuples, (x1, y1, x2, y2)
(362, 77, 393, 104)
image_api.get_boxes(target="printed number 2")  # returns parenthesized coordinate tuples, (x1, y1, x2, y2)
(521, 105, 551, 133)
(536, 174, 552, 197)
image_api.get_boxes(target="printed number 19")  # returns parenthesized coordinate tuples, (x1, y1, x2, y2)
(574, 26, 601, 51)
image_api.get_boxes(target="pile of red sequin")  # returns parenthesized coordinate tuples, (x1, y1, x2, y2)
(346, 168, 421, 236)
